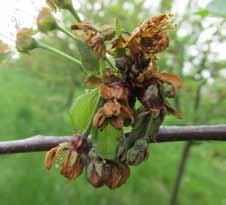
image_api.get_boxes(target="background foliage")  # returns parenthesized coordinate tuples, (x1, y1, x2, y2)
(1, 0, 226, 204)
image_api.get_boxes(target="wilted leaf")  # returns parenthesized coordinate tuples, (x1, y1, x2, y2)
(69, 88, 99, 133)
(75, 39, 100, 73)
(93, 124, 122, 159)
(157, 72, 183, 88)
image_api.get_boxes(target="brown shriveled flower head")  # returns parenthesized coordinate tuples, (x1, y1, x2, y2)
(87, 159, 130, 189)
(127, 14, 175, 55)
(60, 152, 84, 180)
(93, 100, 134, 129)
(104, 161, 130, 189)
(44, 136, 88, 180)
(71, 23, 114, 58)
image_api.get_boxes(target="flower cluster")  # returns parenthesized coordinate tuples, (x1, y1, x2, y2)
(44, 13, 182, 188)
(14, 0, 182, 189)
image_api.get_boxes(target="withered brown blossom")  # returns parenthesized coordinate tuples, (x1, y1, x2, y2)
(127, 14, 175, 55)
(87, 157, 130, 189)
(45, 136, 88, 180)
(71, 23, 114, 58)
(93, 80, 134, 129)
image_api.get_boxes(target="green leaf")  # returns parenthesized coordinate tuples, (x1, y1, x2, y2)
(195, 9, 209, 17)
(75, 39, 100, 73)
(206, 0, 226, 17)
(114, 18, 122, 37)
(69, 88, 99, 134)
(93, 124, 122, 159)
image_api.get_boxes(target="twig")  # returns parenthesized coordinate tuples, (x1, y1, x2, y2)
(0, 125, 226, 154)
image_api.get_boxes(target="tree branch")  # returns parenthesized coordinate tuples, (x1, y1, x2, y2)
(0, 125, 226, 154)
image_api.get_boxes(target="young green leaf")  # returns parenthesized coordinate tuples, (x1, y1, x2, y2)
(75, 39, 100, 73)
(114, 18, 122, 37)
(93, 124, 122, 159)
(69, 88, 99, 134)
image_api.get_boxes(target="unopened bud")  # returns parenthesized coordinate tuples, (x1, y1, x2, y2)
(37, 7, 58, 33)
(126, 138, 149, 166)
(16, 28, 37, 53)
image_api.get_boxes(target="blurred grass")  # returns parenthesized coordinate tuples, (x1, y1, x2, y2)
(0, 66, 226, 205)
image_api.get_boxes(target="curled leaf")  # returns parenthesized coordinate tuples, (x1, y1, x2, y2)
(156, 72, 183, 88)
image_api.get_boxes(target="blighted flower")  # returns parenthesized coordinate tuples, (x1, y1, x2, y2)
(87, 160, 111, 188)
(37, 7, 58, 33)
(60, 151, 84, 180)
(71, 23, 115, 58)
(127, 14, 175, 55)
(100, 82, 130, 104)
(86, 157, 130, 189)
(104, 161, 130, 189)
(93, 100, 134, 129)
(44, 136, 88, 180)
(16, 28, 37, 53)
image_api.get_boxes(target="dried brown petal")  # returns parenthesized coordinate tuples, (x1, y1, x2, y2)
(61, 153, 84, 180)
(85, 75, 102, 88)
(155, 71, 183, 88)
(103, 68, 121, 84)
(87, 32, 106, 58)
(93, 109, 106, 128)
(71, 23, 97, 31)
(105, 162, 122, 189)
(44, 146, 59, 170)
(102, 101, 121, 117)
(100, 84, 129, 103)
(127, 14, 174, 55)
(104, 161, 130, 189)
(117, 163, 130, 187)
(140, 31, 169, 53)
(111, 116, 124, 129)
(87, 162, 105, 188)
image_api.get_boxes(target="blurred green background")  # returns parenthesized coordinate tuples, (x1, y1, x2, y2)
(1, 0, 226, 204)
